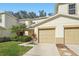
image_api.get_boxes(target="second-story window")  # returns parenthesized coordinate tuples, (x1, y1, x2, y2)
(69, 4, 76, 14)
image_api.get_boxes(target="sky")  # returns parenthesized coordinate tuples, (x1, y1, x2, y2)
(0, 3, 56, 15)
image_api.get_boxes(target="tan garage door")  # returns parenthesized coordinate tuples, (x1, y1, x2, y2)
(39, 29, 55, 43)
(65, 27, 79, 44)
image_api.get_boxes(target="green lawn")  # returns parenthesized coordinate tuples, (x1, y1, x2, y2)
(0, 41, 33, 56)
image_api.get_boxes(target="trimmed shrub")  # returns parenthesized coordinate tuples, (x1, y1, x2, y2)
(26, 36, 32, 42)
(16, 36, 32, 42)
(0, 37, 11, 42)
(10, 33, 18, 41)
(9, 33, 32, 42)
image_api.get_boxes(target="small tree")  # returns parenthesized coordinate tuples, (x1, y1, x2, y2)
(10, 24, 32, 42)
(39, 10, 46, 17)
(11, 24, 26, 36)
(48, 13, 53, 16)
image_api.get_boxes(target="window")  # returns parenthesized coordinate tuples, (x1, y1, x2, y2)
(0, 15, 2, 22)
(69, 4, 76, 14)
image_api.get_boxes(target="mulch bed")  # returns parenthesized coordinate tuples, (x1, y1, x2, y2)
(56, 44, 78, 56)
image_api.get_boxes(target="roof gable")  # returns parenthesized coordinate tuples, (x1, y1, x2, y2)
(30, 14, 79, 28)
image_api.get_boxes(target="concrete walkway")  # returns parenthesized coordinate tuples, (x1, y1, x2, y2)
(23, 43, 60, 56)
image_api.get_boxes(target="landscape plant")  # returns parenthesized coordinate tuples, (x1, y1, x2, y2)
(10, 24, 32, 42)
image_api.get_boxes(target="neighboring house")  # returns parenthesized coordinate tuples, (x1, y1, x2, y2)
(28, 3, 79, 44)
(0, 12, 17, 37)
(18, 18, 33, 36)
(24, 17, 49, 35)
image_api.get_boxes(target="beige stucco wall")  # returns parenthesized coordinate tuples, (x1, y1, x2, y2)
(34, 16, 79, 40)
(5, 14, 17, 29)
(0, 13, 17, 37)
(24, 31, 29, 35)
(25, 21, 32, 27)
(58, 4, 69, 15)
(0, 29, 11, 37)
(76, 4, 79, 15)
(58, 4, 79, 16)
(0, 14, 5, 28)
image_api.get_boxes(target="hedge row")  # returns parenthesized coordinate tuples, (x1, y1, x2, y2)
(0, 36, 32, 42)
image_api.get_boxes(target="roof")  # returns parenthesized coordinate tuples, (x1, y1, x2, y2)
(58, 3, 68, 5)
(18, 16, 50, 21)
(33, 16, 49, 20)
(0, 11, 17, 19)
(30, 14, 79, 28)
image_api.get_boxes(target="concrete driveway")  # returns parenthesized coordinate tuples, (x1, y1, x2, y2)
(23, 43, 60, 56)
(66, 44, 79, 55)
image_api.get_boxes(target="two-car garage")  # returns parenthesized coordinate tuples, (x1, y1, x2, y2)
(33, 15, 79, 44)
(38, 27, 79, 44)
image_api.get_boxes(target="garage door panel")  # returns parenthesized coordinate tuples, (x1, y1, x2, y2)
(65, 28, 79, 44)
(39, 29, 55, 43)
